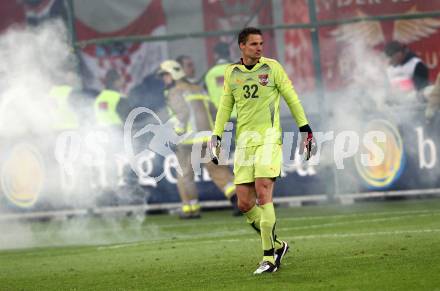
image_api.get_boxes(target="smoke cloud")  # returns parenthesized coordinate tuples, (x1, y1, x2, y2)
(0, 20, 151, 250)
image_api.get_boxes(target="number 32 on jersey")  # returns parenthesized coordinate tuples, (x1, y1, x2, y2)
(242, 84, 259, 99)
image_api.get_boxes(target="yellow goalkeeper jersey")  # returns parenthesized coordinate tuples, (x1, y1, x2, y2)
(213, 56, 309, 148)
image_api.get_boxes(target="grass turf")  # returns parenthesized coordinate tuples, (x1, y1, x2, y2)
(1, 198, 440, 290)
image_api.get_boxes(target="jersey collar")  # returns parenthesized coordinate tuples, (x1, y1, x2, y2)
(237, 56, 266, 72)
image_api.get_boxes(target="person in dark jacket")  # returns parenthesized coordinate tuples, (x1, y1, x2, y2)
(384, 41, 429, 102)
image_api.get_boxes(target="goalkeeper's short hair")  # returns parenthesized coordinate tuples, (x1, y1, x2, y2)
(238, 27, 262, 46)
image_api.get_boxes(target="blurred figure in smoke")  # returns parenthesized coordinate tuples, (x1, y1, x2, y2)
(51, 57, 100, 128)
(176, 55, 197, 84)
(384, 41, 429, 103)
(20, 0, 68, 26)
(49, 84, 79, 131)
(157, 60, 240, 219)
(93, 69, 136, 205)
(204, 42, 236, 119)
(128, 72, 166, 121)
(49, 67, 82, 131)
(94, 69, 130, 127)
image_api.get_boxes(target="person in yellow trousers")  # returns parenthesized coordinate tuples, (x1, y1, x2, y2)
(157, 60, 240, 218)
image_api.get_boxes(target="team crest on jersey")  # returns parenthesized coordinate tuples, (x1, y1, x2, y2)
(258, 74, 269, 86)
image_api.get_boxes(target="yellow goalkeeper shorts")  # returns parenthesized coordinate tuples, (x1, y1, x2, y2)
(233, 143, 282, 184)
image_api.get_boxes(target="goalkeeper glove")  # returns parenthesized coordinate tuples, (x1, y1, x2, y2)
(209, 135, 221, 165)
(299, 125, 317, 161)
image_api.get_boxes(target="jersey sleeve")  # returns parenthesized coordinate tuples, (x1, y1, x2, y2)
(213, 66, 235, 137)
(274, 61, 309, 128)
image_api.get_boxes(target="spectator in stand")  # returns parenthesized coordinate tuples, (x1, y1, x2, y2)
(384, 41, 429, 103)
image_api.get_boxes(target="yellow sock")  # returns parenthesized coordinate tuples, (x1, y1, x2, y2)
(244, 204, 262, 231)
(260, 203, 277, 264)
(182, 204, 191, 214)
(189, 199, 200, 212)
(224, 183, 236, 200)
(244, 204, 283, 250)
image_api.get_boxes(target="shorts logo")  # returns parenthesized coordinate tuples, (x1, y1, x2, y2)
(235, 78, 244, 85)
(258, 74, 269, 86)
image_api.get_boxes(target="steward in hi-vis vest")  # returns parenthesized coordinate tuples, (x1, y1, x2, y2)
(49, 85, 79, 130)
(94, 89, 123, 126)
(205, 42, 236, 118)
(94, 69, 130, 127)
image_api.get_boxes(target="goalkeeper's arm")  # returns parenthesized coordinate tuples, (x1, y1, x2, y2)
(210, 67, 234, 164)
(212, 66, 234, 138)
(274, 60, 316, 160)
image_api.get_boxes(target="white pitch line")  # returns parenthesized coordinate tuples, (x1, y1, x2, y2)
(9, 209, 435, 239)
(180, 212, 440, 242)
(191, 228, 440, 244)
(280, 209, 436, 222)
(96, 228, 440, 250)
(94, 212, 440, 250)
(277, 212, 440, 231)
(148, 209, 438, 229)
(210, 228, 440, 243)
(133, 210, 439, 234)
(3, 210, 437, 248)
(96, 242, 141, 250)
(285, 228, 440, 240)
(66, 211, 440, 251)
(97, 212, 426, 249)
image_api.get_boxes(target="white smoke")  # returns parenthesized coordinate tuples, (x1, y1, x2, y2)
(313, 34, 432, 193)
(0, 20, 78, 137)
(0, 20, 150, 250)
(324, 38, 390, 169)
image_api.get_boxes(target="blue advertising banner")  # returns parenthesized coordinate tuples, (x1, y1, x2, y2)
(337, 107, 440, 194)
(1, 107, 439, 212)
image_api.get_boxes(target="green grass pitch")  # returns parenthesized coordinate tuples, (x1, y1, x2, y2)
(1, 198, 440, 290)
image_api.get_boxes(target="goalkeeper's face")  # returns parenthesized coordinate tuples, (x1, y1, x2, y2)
(240, 34, 263, 61)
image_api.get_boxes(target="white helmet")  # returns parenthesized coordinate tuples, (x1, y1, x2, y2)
(158, 60, 185, 80)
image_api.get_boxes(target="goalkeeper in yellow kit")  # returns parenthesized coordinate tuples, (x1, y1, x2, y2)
(209, 27, 316, 274)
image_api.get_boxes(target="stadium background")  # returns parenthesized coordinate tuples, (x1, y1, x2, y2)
(0, 0, 439, 215)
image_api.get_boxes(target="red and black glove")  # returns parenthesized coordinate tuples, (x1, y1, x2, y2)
(299, 125, 317, 161)
(209, 135, 221, 165)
